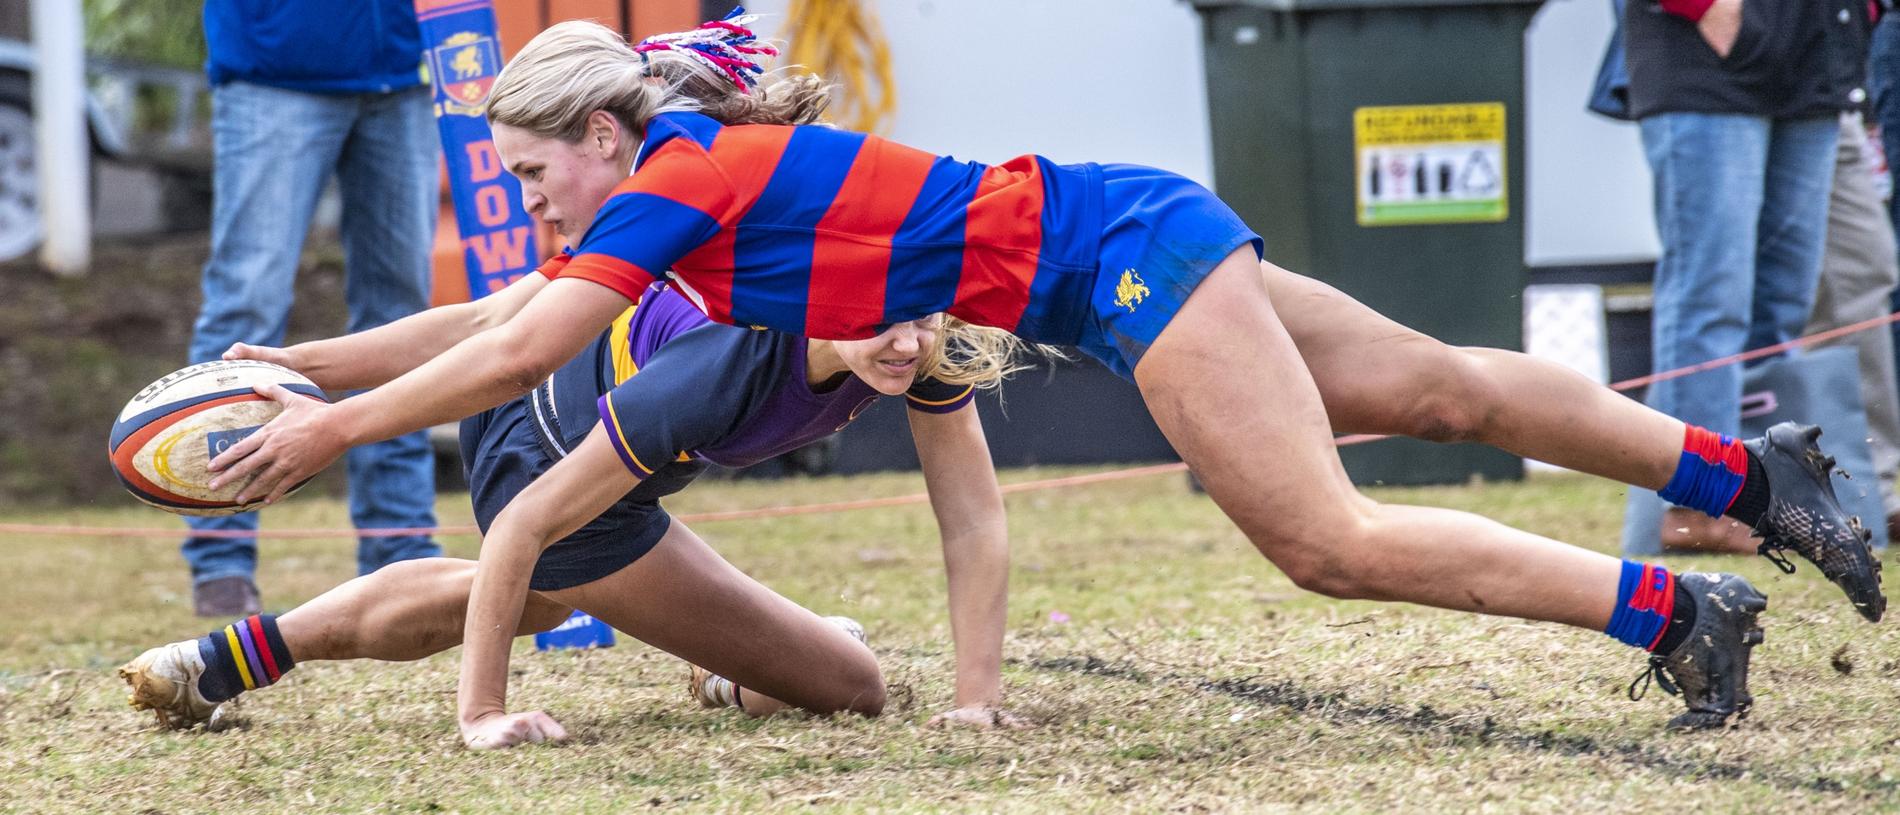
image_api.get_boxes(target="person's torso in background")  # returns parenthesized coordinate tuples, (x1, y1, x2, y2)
(203, 0, 425, 94)
(1623, 0, 1871, 120)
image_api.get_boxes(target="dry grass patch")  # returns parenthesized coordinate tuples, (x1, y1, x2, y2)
(2, 469, 1897, 812)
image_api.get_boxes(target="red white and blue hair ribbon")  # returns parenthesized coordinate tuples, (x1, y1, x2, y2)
(634, 6, 778, 93)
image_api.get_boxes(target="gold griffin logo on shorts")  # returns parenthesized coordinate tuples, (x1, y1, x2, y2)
(1114, 269, 1150, 312)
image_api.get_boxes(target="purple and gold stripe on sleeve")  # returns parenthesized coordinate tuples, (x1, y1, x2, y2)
(597, 393, 655, 478)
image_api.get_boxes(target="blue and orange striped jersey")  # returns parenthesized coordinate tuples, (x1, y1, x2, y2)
(548, 111, 1104, 344)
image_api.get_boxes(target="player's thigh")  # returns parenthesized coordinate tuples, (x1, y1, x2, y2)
(1136, 250, 1374, 553)
(1259, 260, 1468, 429)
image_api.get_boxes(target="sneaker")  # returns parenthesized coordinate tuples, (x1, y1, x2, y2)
(118, 639, 221, 729)
(1628, 572, 1767, 730)
(193, 576, 260, 618)
(1746, 423, 1886, 621)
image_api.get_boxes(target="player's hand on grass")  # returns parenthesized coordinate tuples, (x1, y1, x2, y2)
(460, 710, 569, 750)
(927, 705, 1030, 730)
(207, 382, 347, 504)
(221, 342, 298, 369)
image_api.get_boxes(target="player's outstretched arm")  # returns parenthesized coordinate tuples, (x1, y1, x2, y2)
(457, 423, 640, 749)
(909, 405, 1026, 730)
(207, 276, 630, 505)
(455, 505, 563, 750)
(227, 272, 551, 391)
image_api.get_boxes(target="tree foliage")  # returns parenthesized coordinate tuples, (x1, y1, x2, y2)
(83, 0, 204, 68)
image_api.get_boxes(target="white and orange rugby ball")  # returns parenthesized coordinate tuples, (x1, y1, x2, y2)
(108, 360, 327, 516)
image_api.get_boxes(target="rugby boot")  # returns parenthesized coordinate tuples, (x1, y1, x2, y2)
(1628, 572, 1767, 730)
(1746, 422, 1885, 622)
(118, 639, 222, 730)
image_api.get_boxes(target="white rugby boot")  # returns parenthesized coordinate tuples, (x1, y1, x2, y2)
(118, 639, 222, 729)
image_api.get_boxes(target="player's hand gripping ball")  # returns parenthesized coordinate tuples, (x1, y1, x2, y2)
(108, 360, 328, 516)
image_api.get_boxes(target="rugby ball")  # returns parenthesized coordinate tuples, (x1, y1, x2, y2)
(108, 360, 328, 516)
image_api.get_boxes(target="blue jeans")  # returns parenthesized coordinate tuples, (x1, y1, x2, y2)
(1621, 112, 1838, 555)
(1869, 13, 1900, 361)
(184, 81, 441, 582)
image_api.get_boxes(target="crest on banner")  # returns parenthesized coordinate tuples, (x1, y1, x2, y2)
(432, 32, 501, 116)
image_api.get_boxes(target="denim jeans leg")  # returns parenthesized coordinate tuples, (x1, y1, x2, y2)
(1871, 13, 1900, 363)
(182, 82, 355, 583)
(1639, 112, 1769, 434)
(1746, 116, 1838, 354)
(1622, 112, 1770, 555)
(346, 428, 440, 573)
(1807, 115, 1900, 514)
(338, 86, 441, 573)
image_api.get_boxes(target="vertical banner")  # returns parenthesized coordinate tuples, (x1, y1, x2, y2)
(416, 0, 539, 298)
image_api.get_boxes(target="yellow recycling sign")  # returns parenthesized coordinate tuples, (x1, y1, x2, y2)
(1354, 102, 1507, 227)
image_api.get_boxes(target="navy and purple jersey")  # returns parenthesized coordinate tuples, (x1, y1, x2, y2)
(535, 111, 1264, 379)
(532, 281, 974, 491)
(465, 281, 975, 590)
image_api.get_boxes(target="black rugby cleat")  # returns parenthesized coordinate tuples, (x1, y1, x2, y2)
(1746, 423, 1885, 622)
(1629, 572, 1767, 730)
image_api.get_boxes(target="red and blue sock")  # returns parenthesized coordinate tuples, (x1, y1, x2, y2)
(194, 614, 296, 703)
(1660, 425, 1768, 525)
(1605, 560, 1696, 653)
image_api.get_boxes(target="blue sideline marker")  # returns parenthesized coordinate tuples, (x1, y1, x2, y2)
(534, 609, 616, 651)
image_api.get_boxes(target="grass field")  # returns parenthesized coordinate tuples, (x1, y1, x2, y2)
(2, 467, 1897, 813)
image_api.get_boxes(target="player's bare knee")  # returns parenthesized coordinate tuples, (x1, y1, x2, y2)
(838, 661, 887, 717)
(804, 644, 885, 716)
(1403, 351, 1499, 444)
(1258, 516, 1380, 599)
(1278, 550, 1373, 599)
(1406, 392, 1486, 444)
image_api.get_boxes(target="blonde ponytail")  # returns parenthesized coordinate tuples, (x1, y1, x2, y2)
(921, 318, 1065, 391)
(489, 13, 833, 144)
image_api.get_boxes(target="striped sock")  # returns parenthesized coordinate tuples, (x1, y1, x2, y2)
(1603, 560, 1677, 652)
(697, 673, 740, 709)
(194, 614, 296, 703)
(1658, 425, 1751, 519)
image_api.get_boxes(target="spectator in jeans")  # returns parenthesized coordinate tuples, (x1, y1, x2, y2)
(1620, 0, 1873, 554)
(1806, 113, 1900, 546)
(1867, 6, 1900, 526)
(185, 0, 440, 615)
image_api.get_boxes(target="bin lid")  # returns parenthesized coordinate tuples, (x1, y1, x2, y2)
(1188, 0, 1543, 10)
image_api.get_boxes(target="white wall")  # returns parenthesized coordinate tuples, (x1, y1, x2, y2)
(747, 0, 1656, 267)
(745, 0, 1213, 184)
(1524, 0, 1659, 265)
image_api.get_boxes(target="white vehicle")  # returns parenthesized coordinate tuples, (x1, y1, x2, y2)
(0, 36, 128, 261)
